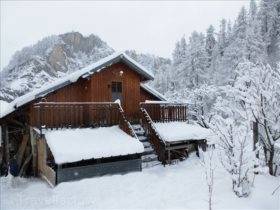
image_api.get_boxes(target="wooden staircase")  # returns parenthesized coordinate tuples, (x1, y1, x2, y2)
(131, 124, 161, 168)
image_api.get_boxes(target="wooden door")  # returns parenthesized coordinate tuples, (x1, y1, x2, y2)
(111, 82, 122, 103)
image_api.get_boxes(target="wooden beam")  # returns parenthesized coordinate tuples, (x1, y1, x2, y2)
(7, 119, 25, 128)
(16, 134, 28, 168)
(30, 127, 38, 176)
(166, 144, 190, 150)
(3, 125, 10, 172)
(19, 153, 32, 177)
(0, 126, 3, 174)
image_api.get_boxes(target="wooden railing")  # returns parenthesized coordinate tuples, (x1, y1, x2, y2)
(118, 105, 138, 139)
(139, 102, 188, 164)
(140, 102, 188, 122)
(140, 108, 167, 164)
(32, 102, 136, 138)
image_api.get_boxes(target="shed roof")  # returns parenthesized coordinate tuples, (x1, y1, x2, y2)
(0, 52, 154, 119)
(140, 83, 167, 101)
(153, 122, 215, 143)
(44, 126, 144, 164)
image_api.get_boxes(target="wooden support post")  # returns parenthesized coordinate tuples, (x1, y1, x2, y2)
(19, 153, 32, 177)
(30, 127, 38, 176)
(168, 150, 171, 164)
(3, 125, 10, 173)
(195, 142, 199, 157)
(0, 126, 2, 160)
(16, 134, 28, 168)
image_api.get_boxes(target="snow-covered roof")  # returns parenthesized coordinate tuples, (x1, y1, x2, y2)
(0, 52, 154, 119)
(0, 100, 13, 119)
(44, 126, 144, 164)
(153, 122, 215, 143)
(140, 83, 167, 101)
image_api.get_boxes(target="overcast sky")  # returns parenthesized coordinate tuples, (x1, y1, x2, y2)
(1, 0, 251, 69)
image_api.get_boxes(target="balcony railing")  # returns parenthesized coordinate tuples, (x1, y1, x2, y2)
(139, 102, 189, 164)
(32, 102, 137, 138)
(140, 102, 188, 122)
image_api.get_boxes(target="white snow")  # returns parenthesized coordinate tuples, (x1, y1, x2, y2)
(275, 140, 280, 149)
(9, 78, 29, 91)
(153, 122, 215, 142)
(144, 100, 170, 104)
(44, 126, 144, 164)
(140, 83, 167, 101)
(1, 153, 279, 210)
(121, 53, 154, 79)
(0, 100, 14, 119)
(0, 52, 154, 119)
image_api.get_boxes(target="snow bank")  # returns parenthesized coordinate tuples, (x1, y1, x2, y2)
(44, 126, 144, 164)
(153, 122, 215, 142)
(1, 153, 279, 210)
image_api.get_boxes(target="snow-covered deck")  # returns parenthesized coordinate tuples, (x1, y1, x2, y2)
(153, 122, 214, 143)
(44, 126, 144, 164)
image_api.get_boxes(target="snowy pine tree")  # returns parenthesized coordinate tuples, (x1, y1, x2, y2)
(205, 25, 216, 68)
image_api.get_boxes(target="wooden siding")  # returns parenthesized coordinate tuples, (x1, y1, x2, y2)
(28, 62, 145, 122)
(140, 88, 161, 102)
(87, 62, 141, 120)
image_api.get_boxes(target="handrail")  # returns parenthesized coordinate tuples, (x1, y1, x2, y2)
(140, 107, 167, 164)
(117, 104, 138, 139)
(140, 108, 166, 146)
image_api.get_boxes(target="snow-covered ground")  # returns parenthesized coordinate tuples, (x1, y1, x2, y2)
(1, 153, 279, 210)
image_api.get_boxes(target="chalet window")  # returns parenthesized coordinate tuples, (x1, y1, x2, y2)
(111, 82, 122, 102)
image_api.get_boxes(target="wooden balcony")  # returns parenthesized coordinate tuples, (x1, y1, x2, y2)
(32, 102, 136, 138)
(140, 102, 206, 165)
(140, 102, 188, 122)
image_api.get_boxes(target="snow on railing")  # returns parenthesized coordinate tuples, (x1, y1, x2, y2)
(117, 103, 139, 140)
(140, 102, 188, 122)
(140, 107, 168, 164)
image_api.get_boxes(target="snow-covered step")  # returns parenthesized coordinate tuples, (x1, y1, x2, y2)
(135, 130, 145, 136)
(143, 148, 155, 156)
(131, 124, 144, 131)
(142, 160, 161, 168)
(138, 136, 148, 142)
(131, 124, 141, 129)
(132, 124, 161, 168)
(142, 153, 158, 162)
(142, 141, 152, 148)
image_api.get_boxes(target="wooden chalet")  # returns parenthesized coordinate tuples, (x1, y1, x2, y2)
(0, 52, 209, 186)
